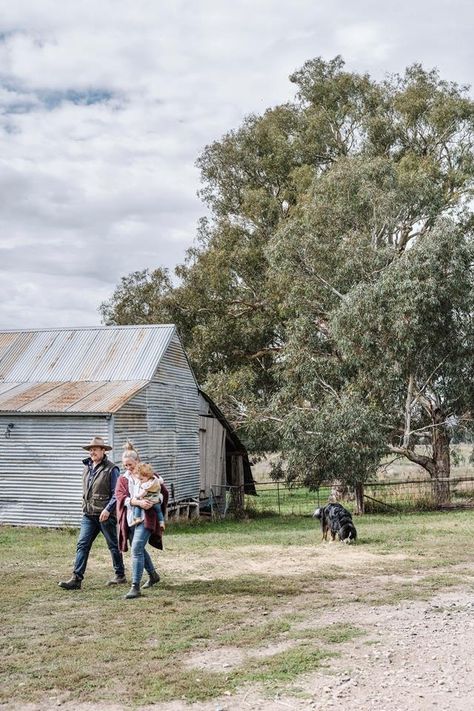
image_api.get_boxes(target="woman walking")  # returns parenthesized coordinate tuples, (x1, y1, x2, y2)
(115, 442, 168, 599)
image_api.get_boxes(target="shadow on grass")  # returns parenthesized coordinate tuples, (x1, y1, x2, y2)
(159, 570, 344, 600)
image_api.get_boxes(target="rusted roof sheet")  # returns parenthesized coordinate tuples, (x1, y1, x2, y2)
(68, 380, 148, 413)
(0, 325, 176, 383)
(0, 380, 148, 413)
(0, 331, 28, 361)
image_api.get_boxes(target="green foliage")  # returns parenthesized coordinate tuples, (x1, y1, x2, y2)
(101, 57, 474, 489)
(100, 267, 174, 326)
(332, 221, 474, 415)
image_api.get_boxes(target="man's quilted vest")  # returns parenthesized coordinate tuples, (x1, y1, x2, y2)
(82, 456, 116, 516)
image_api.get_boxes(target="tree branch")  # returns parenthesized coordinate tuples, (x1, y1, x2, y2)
(388, 444, 433, 470)
(232, 346, 283, 359)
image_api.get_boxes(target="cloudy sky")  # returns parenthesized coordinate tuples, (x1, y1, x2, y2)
(0, 0, 472, 329)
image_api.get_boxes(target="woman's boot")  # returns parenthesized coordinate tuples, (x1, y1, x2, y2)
(142, 570, 160, 588)
(124, 583, 141, 599)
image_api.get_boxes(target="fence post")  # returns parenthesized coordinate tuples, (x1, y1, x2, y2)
(277, 481, 281, 515)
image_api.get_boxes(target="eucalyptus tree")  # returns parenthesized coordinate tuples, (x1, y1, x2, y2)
(102, 57, 474, 501)
(266, 60, 474, 503)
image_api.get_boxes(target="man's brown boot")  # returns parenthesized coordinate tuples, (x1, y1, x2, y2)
(107, 575, 127, 586)
(58, 574, 81, 590)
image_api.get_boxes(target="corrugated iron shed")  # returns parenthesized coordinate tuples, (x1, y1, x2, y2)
(0, 324, 254, 527)
(0, 324, 203, 527)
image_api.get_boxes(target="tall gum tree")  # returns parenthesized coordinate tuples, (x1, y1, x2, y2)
(267, 61, 473, 504)
(101, 58, 474, 501)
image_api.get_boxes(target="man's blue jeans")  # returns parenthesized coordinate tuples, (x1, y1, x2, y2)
(73, 514, 125, 580)
(128, 522, 154, 585)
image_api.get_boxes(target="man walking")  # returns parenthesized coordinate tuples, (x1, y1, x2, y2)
(58, 436, 126, 590)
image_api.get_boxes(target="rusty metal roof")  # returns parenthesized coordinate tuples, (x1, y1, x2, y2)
(0, 380, 148, 413)
(0, 325, 176, 414)
(0, 325, 176, 383)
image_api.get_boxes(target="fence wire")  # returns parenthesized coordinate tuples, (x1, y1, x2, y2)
(247, 477, 474, 516)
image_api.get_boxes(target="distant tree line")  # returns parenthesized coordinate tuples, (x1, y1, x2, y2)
(101, 57, 474, 508)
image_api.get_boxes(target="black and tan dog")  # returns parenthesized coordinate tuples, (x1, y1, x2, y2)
(313, 502, 357, 544)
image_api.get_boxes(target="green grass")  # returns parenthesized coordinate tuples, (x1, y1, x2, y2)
(2, 509, 474, 706)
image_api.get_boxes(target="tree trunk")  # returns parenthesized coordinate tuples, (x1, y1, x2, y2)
(229, 455, 245, 518)
(354, 482, 365, 515)
(430, 409, 451, 505)
(390, 407, 451, 506)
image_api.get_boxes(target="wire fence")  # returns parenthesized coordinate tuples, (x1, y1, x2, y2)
(363, 476, 474, 513)
(245, 477, 474, 516)
(199, 484, 246, 518)
(246, 481, 330, 516)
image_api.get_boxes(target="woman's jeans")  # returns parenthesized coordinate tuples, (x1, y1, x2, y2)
(73, 514, 125, 580)
(128, 523, 154, 585)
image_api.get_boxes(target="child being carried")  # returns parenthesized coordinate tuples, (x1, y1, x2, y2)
(132, 463, 165, 529)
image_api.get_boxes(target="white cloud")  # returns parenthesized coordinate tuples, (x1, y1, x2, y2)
(334, 22, 392, 62)
(0, 0, 472, 328)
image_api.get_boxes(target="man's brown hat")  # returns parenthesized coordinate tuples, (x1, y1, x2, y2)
(82, 436, 112, 451)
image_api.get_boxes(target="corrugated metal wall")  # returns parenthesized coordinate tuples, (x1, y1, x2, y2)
(112, 389, 150, 465)
(0, 415, 110, 527)
(112, 335, 199, 502)
(149, 334, 199, 500)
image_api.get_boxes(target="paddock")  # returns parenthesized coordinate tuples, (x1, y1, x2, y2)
(2, 509, 473, 710)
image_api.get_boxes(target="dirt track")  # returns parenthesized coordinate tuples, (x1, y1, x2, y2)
(165, 587, 474, 711)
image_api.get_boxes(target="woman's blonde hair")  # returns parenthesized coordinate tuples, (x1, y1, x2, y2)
(122, 440, 140, 463)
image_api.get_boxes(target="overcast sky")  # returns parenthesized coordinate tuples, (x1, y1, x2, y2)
(0, 0, 472, 330)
